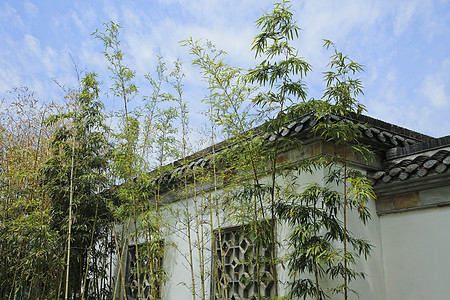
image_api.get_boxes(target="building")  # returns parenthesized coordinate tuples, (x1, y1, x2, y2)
(113, 112, 450, 300)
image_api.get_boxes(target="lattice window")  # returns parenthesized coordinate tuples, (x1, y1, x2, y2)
(211, 224, 275, 299)
(125, 241, 164, 300)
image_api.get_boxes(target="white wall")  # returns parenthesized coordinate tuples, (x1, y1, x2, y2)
(115, 181, 450, 300)
(312, 167, 386, 300)
(380, 206, 450, 300)
(162, 197, 214, 300)
(344, 194, 386, 300)
(156, 167, 387, 299)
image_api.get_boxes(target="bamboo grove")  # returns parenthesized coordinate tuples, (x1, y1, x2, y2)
(0, 1, 375, 299)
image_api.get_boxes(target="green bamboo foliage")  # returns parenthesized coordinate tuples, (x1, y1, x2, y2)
(146, 59, 186, 300)
(42, 73, 113, 299)
(1, 3, 380, 299)
(92, 21, 138, 118)
(276, 178, 373, 300)
(170, 61, 204, 299)
(248, 2, 312, 298)
(276, 40, 375, 300)
(94, 21, 145, 299)
(205, 101, 229, 300)
(184, 39, 270, 299)
(0, 88, 63, 299)
(94, 21, 187, 299)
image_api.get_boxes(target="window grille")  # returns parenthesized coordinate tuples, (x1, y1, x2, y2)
(125, 241, 163, 300)
(211, 224, 275, 299)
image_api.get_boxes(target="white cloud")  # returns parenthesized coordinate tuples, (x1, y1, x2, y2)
(122, 7, 144, 29)
(102, 0, 119, 22)
(420, 75, 448, 108)
(79, 40, 109, 73)
(41, 46, 59, 74)
(418, 57, 450, 108)
(24, 1, 39, 18)
(125, 32, 156, 75)
(74, 2, 97, 27)
(0, 60, 21, 92)
(286, 1, 385, 84)
(386, 68, 397, 82)
(71, 11, 87, 33)
(393, 1, 418, 36)
(0, 2, 25, 29)
(1, 0, 449, 137)
(24, 34, 41, 55)
(23, 34, 59, 74)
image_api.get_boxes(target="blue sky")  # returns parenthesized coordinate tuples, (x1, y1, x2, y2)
(1, 0, 450, 137)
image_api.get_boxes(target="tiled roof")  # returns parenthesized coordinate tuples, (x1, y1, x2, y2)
(263, 114, 424, 148)
(154, 157, 211, 186)
(156, 113, 431, 187)
(373, 149, 450, 184)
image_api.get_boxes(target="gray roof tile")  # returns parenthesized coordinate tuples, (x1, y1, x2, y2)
(373, 150, 450, 184)
(149, 113, 438, 188)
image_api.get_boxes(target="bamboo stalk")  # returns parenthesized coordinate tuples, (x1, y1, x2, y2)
(112, 221, 129, 300)
(192, 170, 206, 299)
(64, 128, 76, 300)
(343, 158, 348, 300)
(313, 197, 320, 300)
(208, 105, 228, 300)
(81, 201, 99, 300)
(184, 181, 197, 300)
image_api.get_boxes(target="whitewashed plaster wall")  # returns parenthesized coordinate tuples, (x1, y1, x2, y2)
(162, 196, 214, 299)
(343, 191, 386, 300)
(380, 202, 450, 300)
(155, 167, 387, 299)
(309, 167, 386, 300)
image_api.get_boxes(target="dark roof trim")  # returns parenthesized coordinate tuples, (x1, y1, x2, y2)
(373, 149, 450, 185)
(348, 113, 434, 141)
(386, 135, 450, 159)
(374, 171, 450, 198)
(265, 112, 427, 149)
(156, 112, 433, 188)
(176, 112, 433, 165)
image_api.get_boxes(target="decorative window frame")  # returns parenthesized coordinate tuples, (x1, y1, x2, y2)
(210, 223, 276, 299)
(125, 241, 164, 300)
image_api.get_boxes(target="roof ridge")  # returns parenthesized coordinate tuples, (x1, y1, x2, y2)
(346, 112, 435, 141)
(386, 135, 450, 159)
